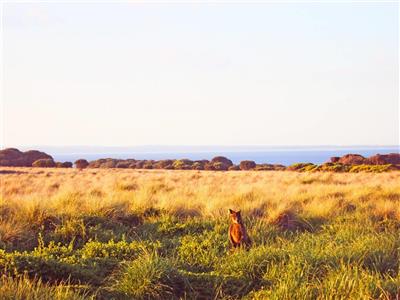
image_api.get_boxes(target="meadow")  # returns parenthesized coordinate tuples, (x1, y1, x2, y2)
(0, 167, 399, 299)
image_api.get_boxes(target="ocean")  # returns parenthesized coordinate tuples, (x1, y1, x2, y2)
(40, 146, 400, 166)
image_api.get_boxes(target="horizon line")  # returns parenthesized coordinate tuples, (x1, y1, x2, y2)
(5, 144, 400, 150)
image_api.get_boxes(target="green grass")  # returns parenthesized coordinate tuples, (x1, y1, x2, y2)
(0, 212, 398, 299)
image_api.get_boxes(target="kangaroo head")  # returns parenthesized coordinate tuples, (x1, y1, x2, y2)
(229, 209, 243, 224)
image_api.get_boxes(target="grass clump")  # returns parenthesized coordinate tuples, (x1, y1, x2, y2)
(0, 274, 89, 300)
(109, 253, 185, 299)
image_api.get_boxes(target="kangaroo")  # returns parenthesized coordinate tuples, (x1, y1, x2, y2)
(228, 209, 252, 249)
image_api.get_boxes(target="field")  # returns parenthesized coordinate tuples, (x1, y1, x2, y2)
(0, 167, 399, 299)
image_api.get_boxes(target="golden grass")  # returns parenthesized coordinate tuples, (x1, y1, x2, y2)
(1, 167, 399, 225)
(1, 167, 399, 298)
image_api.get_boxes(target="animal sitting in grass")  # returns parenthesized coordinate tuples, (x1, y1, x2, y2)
(228, 209, 252, 249)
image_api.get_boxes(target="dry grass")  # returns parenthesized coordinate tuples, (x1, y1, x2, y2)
(1, 167, 399, 223)
(0, 167, 399, 299)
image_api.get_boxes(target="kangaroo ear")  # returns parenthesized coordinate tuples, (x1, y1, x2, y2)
(229, 209, 234, 214)
(237, 210, 241, 215)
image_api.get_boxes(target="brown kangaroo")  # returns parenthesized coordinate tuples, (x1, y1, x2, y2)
(228, 209, 252, 249)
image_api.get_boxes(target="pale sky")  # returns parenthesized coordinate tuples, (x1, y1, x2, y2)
(1, 2, 399, 147)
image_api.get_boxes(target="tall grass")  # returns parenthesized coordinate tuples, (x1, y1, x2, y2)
(0, 167, 399, 299)
(0, 274, 89, 300)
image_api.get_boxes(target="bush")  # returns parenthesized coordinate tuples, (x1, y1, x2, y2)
(154, 160, 175, 169)
(74, 159, 89, 170)
(215, 162, 229, 171)
(210, 156, 233, 167)
(115, 161, 130, 168)
(173, 159, 193, 170)
(62, 162, 73, 168)
(99, 159, 118, 168)
(254, 164, 274, 171)
(191, 162, 205, 170)
(228, 165, 240, 171)
(240, 160, 256, 170)
(55, 162, 73, 168)
(287, 163, 315, 171)
(317, 162, 353, 172)
(349, 164, 395, 173)
(32, 159, 56, 168)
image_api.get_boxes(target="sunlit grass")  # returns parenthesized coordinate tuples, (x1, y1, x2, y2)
(0, 167, 399, 299)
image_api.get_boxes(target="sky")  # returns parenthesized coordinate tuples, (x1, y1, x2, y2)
(1, 2, 399, 147)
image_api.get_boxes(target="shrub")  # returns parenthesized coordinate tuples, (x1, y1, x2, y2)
(212, 162, 229, 171)
(173, 159, 193, 170)
(153, 160, 175, 169)
(143, 161, 154, 169)
(87, 159, 100, 168)
(349, 164, 394, 173)
(228, 165, 240, 171)
(99, 159, 118, 168)
(302, 164, 319, 172)
(74, 159, 89, 170)
(192, 162, 205, 170)
(204, 163, 216, 171)
(32, 159, 56, 168)
(115, 161, 130, 168)
(211, 156, 233, 166)
(240, 160, 256, 170)
(254, 164, 275, 171)
(210, 157, 233, 169)
(287, 163, 315, 172)
(55, 162, 73, 168)
(318, 162, 350, 172)
(62, 162, 73, 168)
(63, 161, 73, 168)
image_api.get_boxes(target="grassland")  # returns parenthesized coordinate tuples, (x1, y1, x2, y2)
(0, 167, 399, 299)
